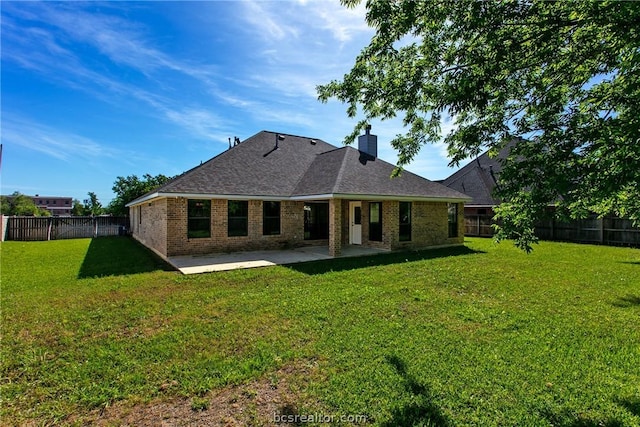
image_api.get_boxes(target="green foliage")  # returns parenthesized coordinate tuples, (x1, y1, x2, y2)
(2, 238, 639, 425)
(83, 192, 104, 216)
(107, 173, 173, 216)
(71, 199, 84, 216)
(1, 192, 49, 216)
(318, 0, 640, 251)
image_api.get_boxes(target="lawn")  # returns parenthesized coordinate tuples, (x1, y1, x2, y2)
(1, 237, 639, 426)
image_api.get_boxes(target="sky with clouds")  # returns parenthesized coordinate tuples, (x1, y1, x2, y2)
(1, 0, 461, 206)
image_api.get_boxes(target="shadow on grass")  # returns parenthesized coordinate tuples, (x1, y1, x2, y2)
(611, 294, 640, 308)
(541, 407, 624, 427)
(382, 355, 450, 427)
(287, 245, 484, 275)
(78, 236, 174, 278)
(618, 396, 640, 417)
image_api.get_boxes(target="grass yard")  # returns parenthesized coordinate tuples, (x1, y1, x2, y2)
(1, 237, 639, 426)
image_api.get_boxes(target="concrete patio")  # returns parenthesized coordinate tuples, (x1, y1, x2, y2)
(167, 245, 389, 274)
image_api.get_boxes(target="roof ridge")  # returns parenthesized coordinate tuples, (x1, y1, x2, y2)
(332, 147, 352, 193)
(261, 130, 330, 143)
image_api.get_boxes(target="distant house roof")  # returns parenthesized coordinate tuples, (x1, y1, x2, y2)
(127, 130, 470, 206)
(441, 141, 514, 207)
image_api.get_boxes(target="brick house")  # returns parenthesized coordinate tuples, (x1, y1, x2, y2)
(127, 128, 470, 259)
(440, 142, 513, 218)
(440, 141, 515, 236)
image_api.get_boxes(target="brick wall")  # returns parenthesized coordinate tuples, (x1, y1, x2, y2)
(359, 200, 465, 251)
(166, 198, 306, 257)
(131, 197, 465, 258)
(399, 201, 464, 249)
(133, 199, 168, 257)
(329, 199, 343, 256)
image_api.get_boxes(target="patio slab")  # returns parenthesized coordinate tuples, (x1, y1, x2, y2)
(167, 245, 388, 274)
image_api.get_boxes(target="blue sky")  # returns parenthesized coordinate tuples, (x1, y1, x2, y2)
(1, 0, 461, 206)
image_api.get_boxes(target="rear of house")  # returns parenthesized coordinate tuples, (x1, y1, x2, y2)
(128, 129, 470, 259)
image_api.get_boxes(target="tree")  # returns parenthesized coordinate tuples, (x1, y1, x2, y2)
(318, 0, 640, 251)
(107, 174, 173, 216)
(71, 199, 84, 216)
(83, 192, 104, 216)
(1, 192, 49, 216)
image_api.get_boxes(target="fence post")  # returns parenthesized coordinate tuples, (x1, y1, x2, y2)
(93, 217, 98, 238)
(47, 217, 52, 241)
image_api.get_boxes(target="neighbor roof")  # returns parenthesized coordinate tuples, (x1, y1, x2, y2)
(441, 141, 514, 206)
(127, 131, 470, 206)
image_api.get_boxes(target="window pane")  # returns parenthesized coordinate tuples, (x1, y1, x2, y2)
(263, 201, 281, 235)
(264, 201, 279, 217)
(369, 202, 382, 241)
(399, 202, 411, 241)
(448, 203, 458, 238)
(228, 201, 248, 236)
(304, 203, 329, 240)
(228, 200, 248, 217)
(370, 203, 380, 223)
(188, 199, 210, 238)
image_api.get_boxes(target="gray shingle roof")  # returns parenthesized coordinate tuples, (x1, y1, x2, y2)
(441, 141, 514, 206)
(128, 130, 470, 205)
(294, 147, 470, 199)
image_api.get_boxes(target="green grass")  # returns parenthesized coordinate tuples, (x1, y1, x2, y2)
(1, 237, 639, 426)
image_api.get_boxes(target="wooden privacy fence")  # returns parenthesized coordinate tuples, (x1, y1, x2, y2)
(465, 215, 495, 237)
(465, 213, 640, 247)
(3, 216, 129, 241)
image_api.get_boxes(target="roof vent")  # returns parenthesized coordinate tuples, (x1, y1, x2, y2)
(310, 139, 317, 145)
(228, 136, 241, 149)
(358, 124, 377, 157)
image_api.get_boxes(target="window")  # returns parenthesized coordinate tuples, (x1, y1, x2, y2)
(354, 206, 362, 225)
(188, 199, 211, 238)
(228, 200, 248, 236)
(399, 202, 411, 242)
(369, 202, 382, 241)
(304, 203, 329, 239)
(263, 201, 281, 235)
(448, 203, 458, 238)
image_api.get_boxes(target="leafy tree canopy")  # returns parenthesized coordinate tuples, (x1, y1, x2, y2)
(71, 199, 84, 216)
(108, 174, 173, 216)
(1, 192, 50, 216)
(318, 0, 640, 251)
(83, 192, 104, 217)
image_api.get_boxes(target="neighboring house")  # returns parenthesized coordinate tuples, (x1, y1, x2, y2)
(440, 142, 514, 237)
(2, 194, 73, 216)
(32, 195, 73, 216)
(440, 143, 513, 218)
(127, 128, 470, 258)
(441, 142, 640, 246)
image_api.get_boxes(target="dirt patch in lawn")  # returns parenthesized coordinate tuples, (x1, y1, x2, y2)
(72, 359, 324, 426)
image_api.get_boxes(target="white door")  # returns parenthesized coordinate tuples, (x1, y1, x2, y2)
(349, 201, 362, 245)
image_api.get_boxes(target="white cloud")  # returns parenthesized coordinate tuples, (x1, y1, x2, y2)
(2, 116, 120, 162)
(305, 0, 369, 43)
(163, 108, 230, 143)
(240, 1, 300, 41)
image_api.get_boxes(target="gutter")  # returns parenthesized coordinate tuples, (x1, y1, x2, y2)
(126, 192, 471, 207)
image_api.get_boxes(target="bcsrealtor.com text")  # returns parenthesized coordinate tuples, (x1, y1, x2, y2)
(273, 413, 368, 424)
